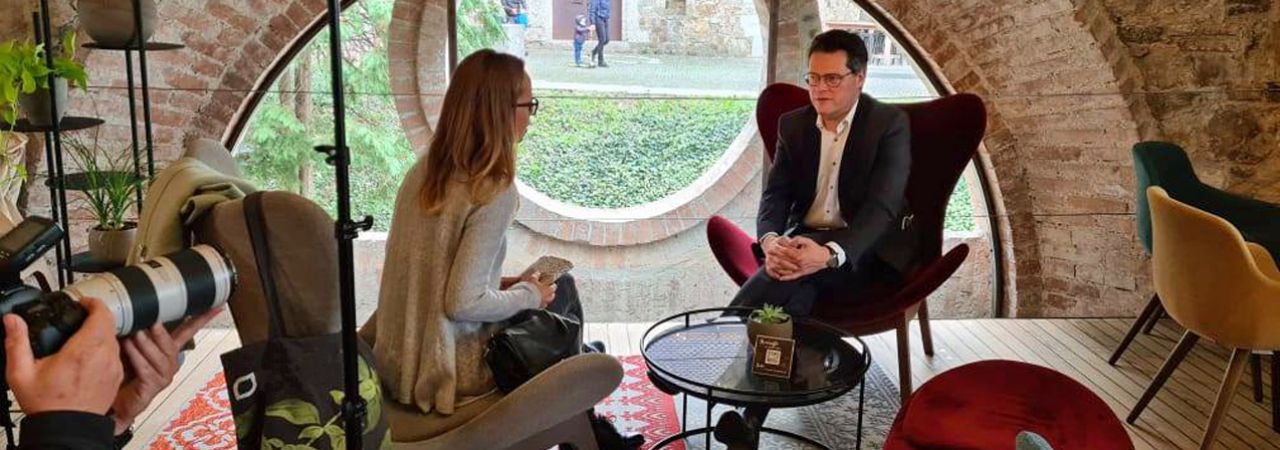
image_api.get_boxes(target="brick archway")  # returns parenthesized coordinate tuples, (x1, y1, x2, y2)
(142, 0, 1151, 317)
(857, 0, 1148, 316)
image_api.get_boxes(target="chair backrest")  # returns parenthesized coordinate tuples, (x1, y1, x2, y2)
(1147, 186, 1280, 349)
(754, 84, 988, 263)
(898, 94, 987, 262)
(756, 83, 810, 162)
(194, 191, 341, 345)
(1133, 141, 1202, 254)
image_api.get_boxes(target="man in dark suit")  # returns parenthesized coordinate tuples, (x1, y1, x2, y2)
(715, 28, 915, 450)
(729, 29, 914, 318)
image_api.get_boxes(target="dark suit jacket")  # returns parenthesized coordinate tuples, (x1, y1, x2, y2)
(755, 93, 916, 275)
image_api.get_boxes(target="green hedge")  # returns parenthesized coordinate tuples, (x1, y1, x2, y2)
(518, 94, 753, 209)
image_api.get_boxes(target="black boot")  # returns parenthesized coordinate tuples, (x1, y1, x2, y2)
(714, 411, 758, 450)
(590, 414, 644, 450)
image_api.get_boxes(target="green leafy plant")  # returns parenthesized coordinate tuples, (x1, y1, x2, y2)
(0, 33, 89, 126)
(751, 304, 791, 325)
(66, 137, 140, 231)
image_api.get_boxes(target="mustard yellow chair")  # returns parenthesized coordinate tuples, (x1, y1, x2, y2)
(1127, 187, 1280, 450)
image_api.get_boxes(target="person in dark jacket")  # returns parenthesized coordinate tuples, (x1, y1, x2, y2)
(5, 298, 220, 449)
(587, 0, 611, 67)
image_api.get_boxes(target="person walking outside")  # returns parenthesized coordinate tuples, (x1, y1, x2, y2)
(587, 0, 611, 67)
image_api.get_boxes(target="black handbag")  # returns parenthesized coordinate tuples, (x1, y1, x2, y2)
(484, 309, 582, 393)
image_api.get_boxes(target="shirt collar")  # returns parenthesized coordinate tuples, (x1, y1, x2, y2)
(814, 100, 855, 136)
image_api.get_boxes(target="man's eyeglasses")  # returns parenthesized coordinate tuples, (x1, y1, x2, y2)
(515, 98, 540, 116)
(803, 71, 856, 88)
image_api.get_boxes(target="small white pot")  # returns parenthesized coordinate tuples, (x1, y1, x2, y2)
(18, 79, 68, 127)
(79, 0, 158, 47)
(88, 223, 137, 265)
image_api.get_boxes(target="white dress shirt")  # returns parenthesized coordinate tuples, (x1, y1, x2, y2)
(761, 100, 858, 267)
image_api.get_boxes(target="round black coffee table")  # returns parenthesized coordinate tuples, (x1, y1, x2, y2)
(641, 307, 870, 449)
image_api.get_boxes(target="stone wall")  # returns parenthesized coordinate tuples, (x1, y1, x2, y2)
(1096, 0, 1279, 200)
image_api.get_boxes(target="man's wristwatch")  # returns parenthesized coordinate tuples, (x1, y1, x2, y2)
(825, 246, 839, 269)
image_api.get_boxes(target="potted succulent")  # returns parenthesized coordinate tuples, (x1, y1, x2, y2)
(67, 137, 140, 265)
(747, 304, 793, 346)
(0, 33, 89, 127)
(78, 0, 158, 48)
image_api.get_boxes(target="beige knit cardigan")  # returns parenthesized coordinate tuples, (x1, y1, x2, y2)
(363, 157, 541, 415)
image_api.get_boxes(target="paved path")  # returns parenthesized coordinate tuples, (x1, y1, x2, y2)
(524, 47, 933, 99)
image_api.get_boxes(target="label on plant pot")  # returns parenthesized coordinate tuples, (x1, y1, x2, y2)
(751, 335, 795, 379)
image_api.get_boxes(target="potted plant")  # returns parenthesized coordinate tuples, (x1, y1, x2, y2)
(78, 0, 158, 48)
(0, 33, 89, 127)
(67, 137, 140, 265)
(747, 304, 793, 346)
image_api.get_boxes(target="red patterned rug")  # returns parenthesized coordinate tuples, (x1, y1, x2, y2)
(147, 355, 682, 449)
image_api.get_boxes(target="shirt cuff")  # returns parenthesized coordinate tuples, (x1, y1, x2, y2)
(759, 232, 780, 246)
(825, 242, 847, 267)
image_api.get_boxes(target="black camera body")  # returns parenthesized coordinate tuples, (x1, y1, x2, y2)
(0, 216, 237, 358)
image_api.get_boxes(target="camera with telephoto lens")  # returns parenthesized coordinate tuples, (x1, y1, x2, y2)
(0, 216, 236, 357)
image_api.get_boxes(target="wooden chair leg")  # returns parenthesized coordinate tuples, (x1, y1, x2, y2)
(1251, 352, 1263, 402)
(896, 319, 912, 403)
(1109, 293, 1162, 365)
(1142, 302, 1164, 334)
(917, 301, 934, 357)
(1272, 351, 1279, 433)
(1200, 349, 1250, 450)
(1129, 331, 1200, 424)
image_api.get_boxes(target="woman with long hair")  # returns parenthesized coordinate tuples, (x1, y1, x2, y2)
(363, 50, 641, 449)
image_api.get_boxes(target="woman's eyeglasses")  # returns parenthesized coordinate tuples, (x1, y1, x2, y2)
(515, 98, 540, 116)
(803, 72, 856, 88)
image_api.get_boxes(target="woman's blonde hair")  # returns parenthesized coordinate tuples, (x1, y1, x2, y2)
(418, 50, 528, 213)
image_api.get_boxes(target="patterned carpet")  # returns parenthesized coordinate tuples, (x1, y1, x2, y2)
(147, 355, 900, 449)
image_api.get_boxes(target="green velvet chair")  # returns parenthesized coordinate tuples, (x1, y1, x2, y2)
(1108, 141, 1280, 431)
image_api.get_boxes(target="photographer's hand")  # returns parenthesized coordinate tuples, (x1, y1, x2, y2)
(110, 306, 223, 435)
(4, 298, 123, 416)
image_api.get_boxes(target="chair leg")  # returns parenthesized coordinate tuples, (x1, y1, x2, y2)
(1128, 331, 1200, 424)
(1109, 293, 1162, 365)
(895, 319, 912, 403)
(1142, 302, 1164, 334)
(917, 301, 934, 357)
(1251, 352, 1263, 403)
(1272, 351, 1279, 433)
(1200, 349, 1250, 450)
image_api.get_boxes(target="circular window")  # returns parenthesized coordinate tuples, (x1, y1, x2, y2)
(389, 0, 770, 245)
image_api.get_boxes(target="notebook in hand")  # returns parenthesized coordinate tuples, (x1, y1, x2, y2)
(519, 255, 574, 284)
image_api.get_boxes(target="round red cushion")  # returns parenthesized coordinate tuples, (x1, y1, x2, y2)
(899, 360, 1132, 450)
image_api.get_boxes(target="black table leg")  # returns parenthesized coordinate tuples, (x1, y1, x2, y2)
(705, 398, 713, 450)
(857, 379, 865, 450)
(681, 394, 688, 432)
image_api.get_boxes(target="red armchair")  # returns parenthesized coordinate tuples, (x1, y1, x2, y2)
(706, 84, 987, 401)
(884, 360, 1134, 450)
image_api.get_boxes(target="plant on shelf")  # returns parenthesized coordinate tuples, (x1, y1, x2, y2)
(747, 304, 794, 345)
(0, 32, 89, 129)
(67, 136, 140, 265)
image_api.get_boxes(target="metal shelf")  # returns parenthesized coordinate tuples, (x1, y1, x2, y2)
(43, 171, 144, 191)
(62, 251, 124, 273)
(9, 116, 104, 133)
(83, 41, 184, 51)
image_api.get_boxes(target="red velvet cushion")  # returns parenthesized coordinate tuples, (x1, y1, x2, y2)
(706, 215, 760, 286)
(900, 360, 1133, 450)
